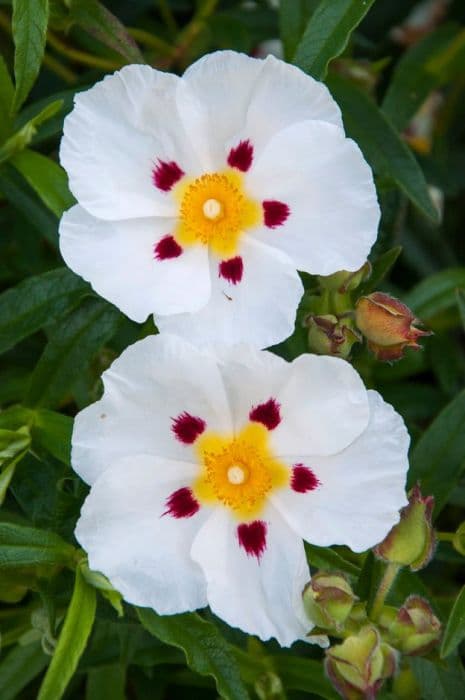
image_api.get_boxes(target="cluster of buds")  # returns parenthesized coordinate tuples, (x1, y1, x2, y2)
(379, 596, 441, 656)
(304, 260, 431, 363)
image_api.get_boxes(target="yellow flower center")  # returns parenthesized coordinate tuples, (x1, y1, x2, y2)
(194, 423, 288, 518)
(174, 170, 261, 258)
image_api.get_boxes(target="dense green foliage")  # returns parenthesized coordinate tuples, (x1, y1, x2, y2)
(0, 0, 465, 698)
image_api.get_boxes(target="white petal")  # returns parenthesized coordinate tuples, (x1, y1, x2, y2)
(247, 120, 380, 274)
(190, 506, 311, 646)
(272, 391, 410, 552)
(60, 65, 202, 220)
(72, 334, 231, 485)
(59, 205, 211, 321)
(271, 354, 370, 457)
(179, 51, 342, 168)
(156, 237, 303, 349)
(76, 455, 208, 613)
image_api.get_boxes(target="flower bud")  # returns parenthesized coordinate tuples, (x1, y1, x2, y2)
(318, 262, 372, 293)
(306, 315, 361, 359)
(325, 626, 397, 700)
(374, 485, 435, 571)
(355, 292, 431, 361)
(303, 572, 357, 632)
(387, 596, 441, 656)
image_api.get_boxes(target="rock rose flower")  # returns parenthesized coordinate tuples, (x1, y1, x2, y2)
(59, 51, 380, 348)
(73, 335, 409, 646)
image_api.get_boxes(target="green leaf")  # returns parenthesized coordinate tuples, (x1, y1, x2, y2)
(327, 74, 438, 222)
(0, 54, 14, 142)
(456, 289, 465, 331)
(0, 267, 88, 355)
(12, 0, 50, 112)
(0, 100, 63, 164)
(0, 641, 48, 700)
(0, 426, 30, 504)
(405, 268, 465, 323)
(279, 0, 318, 61)
(86, 665, 126, 700)
(0, 522, 75, 569)
(11, 149, 74, 217)
(408, 388, 465, 516)
(137, 608, 250, 700)
(68, 0, 144, 63)
(38, 567, 97, 700)
(26, 298, 121, 409)
(382, 25, 459, 132)
(293, 0, 376, 79)
(272, 656, 338, 699)
(410, 655, 465, 700)
(441, 585, 465, 658)
(32, 409, 73, 465)
(305, 543, 361, 577)
(363, 245, 403, 293)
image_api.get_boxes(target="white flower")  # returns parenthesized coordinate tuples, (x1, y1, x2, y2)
(73, 334, 409, 646)
(59, 51, 380, 348)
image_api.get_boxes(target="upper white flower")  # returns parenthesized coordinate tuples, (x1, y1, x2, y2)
(59, 51, 380, 348)
(73, 334, 409, 646)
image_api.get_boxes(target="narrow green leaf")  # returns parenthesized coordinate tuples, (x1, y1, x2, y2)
(441, 585, 465, 658)
(279, 0, 318, 61)
(0, 54, 14, 142)
(0, 100, 63, 164)
(0, 267, 88, 355)
(0, 426, 30, 504)
(26, 298, 121, 409)
(456, 289, 465, 331)
(0, 641, 48, 700)
(408, 388, 465, 515)
(405, 268, 465, 321)
(11, 149, 74, 217)
(68, 0, 144, 63)
(0, 522, 75, 569)
(12, 0, 49, 112)
(137, 608, 250, 700)
(32, 409, 73, 465)
(272, 656, 339, 699)
(410, 655, 465, 700)
(363, 245, 403, 293)
(293, 0, 375, 79)
(38, 567, 97, 700)
(382, 25, 459, 132)
(305, 543, 360, 577)
(327, 74, 438, 222)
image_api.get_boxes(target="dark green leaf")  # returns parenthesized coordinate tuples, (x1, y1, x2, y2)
(0, 641, 48, 700)
(32, 409, 73, 465)
(405, 268, 465, 322)
(382, 25, 459, 132)
(68, 0, 144, 63)
(0, 100, 63, 165)
(305, 543, 360, 576)
(0, 54, 14, 142)
(408, 388, 465, 515)
(327, 74, 438, 222)
(26, 298, 121, 408)
(86, 665, 126, 700)
(0, 522, 75, 569)
(279, 0, 318, 61)
(0, 267, 88, 355)
(38, 567, 97, 700)
(410, 655, 465, 700)
(441, 585, 465, 658)
(272, 655, 338, 699)
(11, 149, 74, 217)
(137, 608, 250, 700)
(0, 427, 30, 465)
(363, 245, 403, 293)
(12, 0, 50, 112)
(456, 289, 465, 331)
(293, 0, 376, 79)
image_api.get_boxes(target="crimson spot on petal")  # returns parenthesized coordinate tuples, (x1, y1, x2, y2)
(249, 398, 281, 430)
(291, 464, 320, 493)
(154, 235, 182, 260)
(227, 140, 254, 172)
(164, 487, 200, 518)
(237, 520, 267, 560)
(152, 159, 184, 191)
(219, 256, 243, 285)
(172, 412, 206, 444)
(263, 200, 290, 228)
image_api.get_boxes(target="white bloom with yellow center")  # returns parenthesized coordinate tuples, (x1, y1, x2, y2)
(73, 335, 409, 646)
(59, 51, 380, 348)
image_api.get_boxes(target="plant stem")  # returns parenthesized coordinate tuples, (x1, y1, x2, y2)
(43, 53, 78, 84)
(47, 31, 123, 71)
(157, 0, 178, 35)
(437, 531, 455, 542)
(128, 27, 174, 56)
(370, 562, 400, 621)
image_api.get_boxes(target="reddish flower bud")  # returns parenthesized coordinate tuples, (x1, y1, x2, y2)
(387, 595, 441, 656)
(303, 572, 358, 632)
(355, 292, 431, 361)
(374, 485, 436, 571)
(305, 315, 361, 359)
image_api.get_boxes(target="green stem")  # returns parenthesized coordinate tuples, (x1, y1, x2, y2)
(47, 31, 124, 71)
(128, 27, 174, 56)
(437, 531, 455, 542)
(370, 562, 400, 621)
(157, 0, 179, 34)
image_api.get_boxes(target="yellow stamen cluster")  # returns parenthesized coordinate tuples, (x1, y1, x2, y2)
(174, 170, 261, 258)
(194, 423, 288, 518)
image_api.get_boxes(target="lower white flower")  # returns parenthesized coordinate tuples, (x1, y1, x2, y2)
(73, 335, 409, 646)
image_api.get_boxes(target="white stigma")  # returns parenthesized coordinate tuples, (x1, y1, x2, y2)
(203, 198, 222, 219)
(227, 465, 246, 485)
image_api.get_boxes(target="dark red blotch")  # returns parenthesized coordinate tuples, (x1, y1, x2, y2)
(219, 256, 243, 284)
(263, 200, 290, 228)
(164, 487, 200, 518)
(172, 412, 206, 444)
(152, 159, 184, 191)
(227, 140, 254, 172)
(249, 398, 281, 430)
(154, 235, 182, 260)
(291, 464, 320, 493)
(237, 520, 267, 560)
